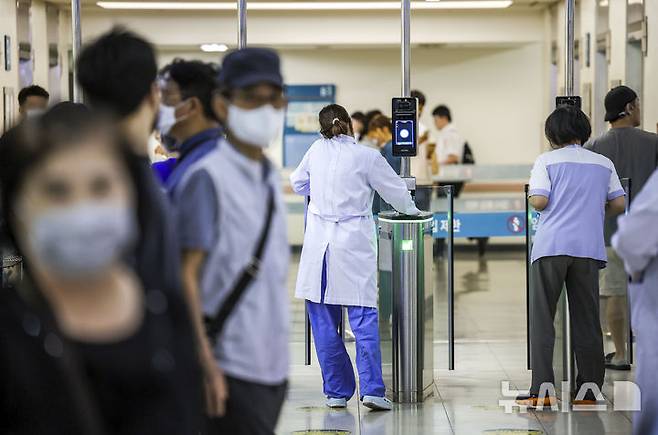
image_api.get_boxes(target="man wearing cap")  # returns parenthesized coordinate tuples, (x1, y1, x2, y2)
(175, 47, 289, 434)
(587, 85, 658, 371)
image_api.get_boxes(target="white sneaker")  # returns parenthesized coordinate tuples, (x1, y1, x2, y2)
(362, 395, 393, 411)
(326, 397, 348, 408)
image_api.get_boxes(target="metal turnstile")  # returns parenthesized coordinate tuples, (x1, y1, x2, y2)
(378, 211, 434, 403)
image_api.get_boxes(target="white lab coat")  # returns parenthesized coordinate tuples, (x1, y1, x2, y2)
(290, 134, 419, 308)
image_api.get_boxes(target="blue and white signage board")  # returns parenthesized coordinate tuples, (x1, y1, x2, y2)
(432, 211, 541, 239)
(283, 84, 336, 168)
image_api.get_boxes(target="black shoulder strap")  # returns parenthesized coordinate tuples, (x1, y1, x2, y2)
(205, 184, 276, 343)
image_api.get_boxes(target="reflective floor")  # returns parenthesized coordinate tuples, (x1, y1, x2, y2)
(278, 248, 634, 435)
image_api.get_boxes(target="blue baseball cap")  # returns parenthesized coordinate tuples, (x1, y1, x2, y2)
(218, 47, 283, 91)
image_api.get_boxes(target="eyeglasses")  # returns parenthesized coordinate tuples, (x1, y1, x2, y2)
(231, 88, 287, 109)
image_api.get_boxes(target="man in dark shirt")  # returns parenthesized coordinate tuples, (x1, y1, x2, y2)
(587, 85, 658, 371)
(76, 27, 206, 429)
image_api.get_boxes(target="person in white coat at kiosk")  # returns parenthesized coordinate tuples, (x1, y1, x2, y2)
(290, 104, 420, 411)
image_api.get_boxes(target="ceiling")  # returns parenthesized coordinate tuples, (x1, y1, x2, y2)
(46, 0, 560, 10)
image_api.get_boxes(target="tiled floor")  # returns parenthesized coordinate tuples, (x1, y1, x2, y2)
(278, 248, 635, 435)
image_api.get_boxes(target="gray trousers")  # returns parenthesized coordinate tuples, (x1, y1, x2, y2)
(530, 256, 605, 396)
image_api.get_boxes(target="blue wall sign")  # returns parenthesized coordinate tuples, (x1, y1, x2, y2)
(432, 211, 540, 239)
(283, 84, 336, 168)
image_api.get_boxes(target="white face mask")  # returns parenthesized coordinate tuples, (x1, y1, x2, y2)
(227, 104, 284, 149)
(157, 104, 179, 152)
(26, 203, 136, 279)
(26, 109, 45, 119)
(157, 104, 176, 137)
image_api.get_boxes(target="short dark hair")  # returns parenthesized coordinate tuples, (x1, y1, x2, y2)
(368, 114, 392, 133)
(351, 111, 367, 125)
(160, 59, 219, 120)
(319, 104, 352, 139)
(18, 85, 49, 106)
(411, 90, 426, 107)
(544, 105, 592, 148)
(77, 27, 157, 118)
(432, 105, 451, 122)
(363, 109, 383, 136)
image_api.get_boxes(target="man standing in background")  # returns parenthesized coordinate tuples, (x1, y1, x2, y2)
(17, 85, 49, 121)
(410, 90, 435, 211)
(432, 104, 464, 166)
(587, 85, 658, 371)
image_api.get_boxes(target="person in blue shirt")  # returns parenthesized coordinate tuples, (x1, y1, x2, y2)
(517, 105, 626, 408)
(367, 114, 400, 215)
(368, 114, 400, 173)
(156, 59, 223, 192)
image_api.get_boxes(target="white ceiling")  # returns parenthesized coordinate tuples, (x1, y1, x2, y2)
(47, 0, 560, 10)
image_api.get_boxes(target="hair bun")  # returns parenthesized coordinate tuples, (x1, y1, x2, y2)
(332, 117, 340, 125)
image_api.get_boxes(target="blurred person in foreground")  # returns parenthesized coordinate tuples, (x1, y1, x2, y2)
(612, 168, 658, 435)
(0, 104, 202, 434)
(177, 47, 290, 434)
(18, 85, 50, 121)
(586, 85, 658, 371)
(291, 104, 419, 411)
(157, 58, 222, 190)
(76, 29, 206, 423)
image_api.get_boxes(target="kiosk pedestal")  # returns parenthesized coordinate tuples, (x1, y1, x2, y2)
(378, 211, 434, 403)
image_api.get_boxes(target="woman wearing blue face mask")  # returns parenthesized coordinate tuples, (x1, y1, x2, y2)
(0, 104, 204, 435)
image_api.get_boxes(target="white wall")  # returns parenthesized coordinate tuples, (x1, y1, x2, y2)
(162, 43, 544, 166)
(608, 0, 627, 86)
(81, 8, 545, 47)
(31, 0, 49, 89)
(0, 0, 20, 132)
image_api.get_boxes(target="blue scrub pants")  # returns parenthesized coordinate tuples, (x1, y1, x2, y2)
(306, 255, 386, 400)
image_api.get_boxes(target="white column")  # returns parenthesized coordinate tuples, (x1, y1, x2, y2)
(643, 1, 658, 132)
(579, 0, 597, 120)
(608, 0, 627, 87)
(0, 0, 20, 131)
(58, 8, 71, 102)
(31, 0, 49, 90)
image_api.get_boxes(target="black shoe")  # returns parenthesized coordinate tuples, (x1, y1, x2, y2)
(605, 352, 616, 362)
(606, 360, 631, 371)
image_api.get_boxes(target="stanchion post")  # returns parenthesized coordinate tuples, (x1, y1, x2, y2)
(71, 0, 82, 103)
(448, 185, 455, 371)
(525, 184, 532, 370)
(400, 0, 411, 178)
(626, 178, 634, 365)
(237, 0, 247, 49)
(563, 0, 576, 392)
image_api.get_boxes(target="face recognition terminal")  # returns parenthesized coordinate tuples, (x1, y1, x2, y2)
(392, 97, 418, 158)
(556, 95, 582, 109)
